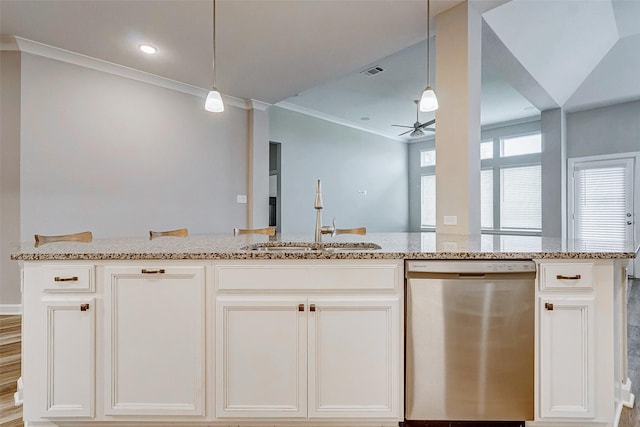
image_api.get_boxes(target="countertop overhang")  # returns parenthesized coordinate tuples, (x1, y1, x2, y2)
(10, 233, 638, 261)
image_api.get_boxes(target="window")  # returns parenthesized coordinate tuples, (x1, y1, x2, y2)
(417, 128, 542, 234)
(500, 134, 541, 157)
(420, 149, 436, 229)
(481, 140, 493, 160)
(482, 131, 542, 234)
(420, 149, 436, 167)
(421, 175, 436, 228)
(500, 165, 541, 230)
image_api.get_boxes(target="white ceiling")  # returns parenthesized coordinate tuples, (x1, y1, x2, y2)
(1, 0, 639, 142)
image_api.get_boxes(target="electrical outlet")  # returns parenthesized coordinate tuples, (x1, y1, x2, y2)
(236, 195, 247, 204)
(443, 215, 457, 225)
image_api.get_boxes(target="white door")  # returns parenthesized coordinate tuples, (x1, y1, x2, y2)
(215, 296, 307, 418)
(307, 298, 400, 419)
(569, 154, 637, 275)
(104, 266, 205, 415)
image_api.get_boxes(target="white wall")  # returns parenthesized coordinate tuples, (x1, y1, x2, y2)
(20, 53, 249, 240)
(270, 107, 409, 233)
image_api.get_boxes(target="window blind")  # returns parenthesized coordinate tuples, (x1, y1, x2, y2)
(574, 165, 628, 249)
(500, 165, 541, 230)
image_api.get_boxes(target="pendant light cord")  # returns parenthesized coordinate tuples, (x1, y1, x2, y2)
(426, 0, 430, 87)
(212, 0, 217, 88)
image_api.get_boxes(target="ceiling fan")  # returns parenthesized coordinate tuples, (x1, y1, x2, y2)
(392, 100, 435, 138)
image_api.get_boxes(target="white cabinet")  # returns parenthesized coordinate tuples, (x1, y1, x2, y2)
(539, 296, 595, 418)
(214, 260, 403, 422)
(104, 266, 206, 416)
(535, 260, 619, 425)
(22, 265, 96, 420)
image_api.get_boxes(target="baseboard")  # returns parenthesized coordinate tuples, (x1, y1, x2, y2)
(621, 377, 635, 408)
(0, 304, 22, 315)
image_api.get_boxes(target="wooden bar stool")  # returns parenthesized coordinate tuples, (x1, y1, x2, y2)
(34, 231, 93, 247)
(233, 226, 275, 237)
(149, 228, 189, 240)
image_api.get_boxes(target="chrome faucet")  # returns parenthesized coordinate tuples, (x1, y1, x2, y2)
(314, 179, 368, 243)
(314, 180, 335, 243)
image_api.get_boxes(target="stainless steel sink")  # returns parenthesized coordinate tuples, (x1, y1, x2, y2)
(241, 242, 381, 252)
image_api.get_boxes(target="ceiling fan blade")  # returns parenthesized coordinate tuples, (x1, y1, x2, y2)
(417, 119, 436, 129)
(398, 129, 414, 136)
(391, 124, 414, 128)
(423, 127, 435, 132)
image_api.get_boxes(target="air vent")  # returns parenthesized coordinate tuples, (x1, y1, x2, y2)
(361, 66, 384, 76)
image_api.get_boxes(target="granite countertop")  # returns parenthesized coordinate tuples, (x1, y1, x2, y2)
(9, 232, 638, 261)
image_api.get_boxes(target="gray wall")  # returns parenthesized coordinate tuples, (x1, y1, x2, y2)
(270, 107, 409, 233)
(1, 52, 251, 307)
(1, 51, 21, 307)
(20, 53, 249, 241)
(567, 100, 640, 159)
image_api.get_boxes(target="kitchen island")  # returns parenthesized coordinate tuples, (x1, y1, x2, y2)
(11, 232, 637, 427)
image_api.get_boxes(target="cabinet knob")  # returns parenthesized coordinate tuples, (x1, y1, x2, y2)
(141, 269, 165, 274)
(80, 303, 90, 312)
(309, 304, 316, 312)
(298, 304, 305, 312)
(545, 302, 554, 311)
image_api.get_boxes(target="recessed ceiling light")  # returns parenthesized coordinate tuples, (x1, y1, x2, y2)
(139, 44, 158, 54)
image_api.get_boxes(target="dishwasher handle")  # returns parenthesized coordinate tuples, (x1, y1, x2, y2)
(406, 271, 536, 281)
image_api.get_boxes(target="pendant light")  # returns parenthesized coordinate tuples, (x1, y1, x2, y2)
(419, 0, 438, 112)
(205, 0, 224, 112)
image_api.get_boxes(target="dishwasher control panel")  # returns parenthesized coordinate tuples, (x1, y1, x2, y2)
(406, 260, 536, 274)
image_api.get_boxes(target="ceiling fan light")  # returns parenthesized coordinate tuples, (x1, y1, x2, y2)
(419, 86, 439, 112)
(205, 88, 224, 112)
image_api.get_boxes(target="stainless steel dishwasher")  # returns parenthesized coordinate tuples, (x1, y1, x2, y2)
(405, 260, 535, 424)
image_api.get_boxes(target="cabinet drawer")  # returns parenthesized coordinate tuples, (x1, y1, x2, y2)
(42, 265, 94, 292)
(539, 263, 593, 291)
(215, 261, 400, 291)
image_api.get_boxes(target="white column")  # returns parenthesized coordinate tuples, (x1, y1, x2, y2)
(248, 100, 271, 228)
(434, 1, 482, 235)
(541, 108, 567, 239)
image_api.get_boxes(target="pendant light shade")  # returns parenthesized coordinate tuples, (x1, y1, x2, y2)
(205, 0, 224, 112)
(205, 88, 224, 112)
(419, 0, 438, 112)
(419, 86, 439, 112)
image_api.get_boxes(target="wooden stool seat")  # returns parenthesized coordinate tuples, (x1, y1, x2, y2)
(233, 226, 275, 237)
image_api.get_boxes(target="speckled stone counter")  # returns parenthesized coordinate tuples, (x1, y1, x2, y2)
(10, 232, 638, 261)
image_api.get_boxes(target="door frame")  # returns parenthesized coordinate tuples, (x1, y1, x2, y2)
(568, 151, 639, 276)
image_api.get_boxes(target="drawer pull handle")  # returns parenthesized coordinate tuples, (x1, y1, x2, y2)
(545, 302, 554, 311)
(80, 304, 90, 311)
(54, 276, 78, 282)
(556, 274, 581, 280)
(309, 304, 316, 312)
(298, 304, 305, 312)
(141, 269, 166, 274)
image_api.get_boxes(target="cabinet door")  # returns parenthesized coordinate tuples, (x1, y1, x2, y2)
(216, 297, 307, 418)
(540, 297, 595, 418)
(308, 298, 400, 419)
(104, 266, 205, 415)
(24, 299, 95, 418)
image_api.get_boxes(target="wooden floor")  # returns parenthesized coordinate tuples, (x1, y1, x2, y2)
(0, 315, 22, 427)
(1, 281, 639, 427)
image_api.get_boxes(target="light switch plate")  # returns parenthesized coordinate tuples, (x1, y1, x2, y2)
(236, 195, 247, 204)
(443, 215, 457, 225)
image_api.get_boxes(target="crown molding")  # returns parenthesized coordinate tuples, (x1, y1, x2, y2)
(249, 99, 272, 111)
(0, 35, 19, 51)
(13, 36, 249, 109)
(275, 101, 405, 142)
